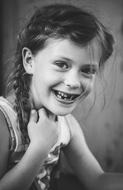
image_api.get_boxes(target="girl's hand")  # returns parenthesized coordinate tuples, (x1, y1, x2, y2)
(27, 108, 59, 153)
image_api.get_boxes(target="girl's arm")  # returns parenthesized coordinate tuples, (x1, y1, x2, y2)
(0, 108, 58, 190)
(63, 114, 123, 190)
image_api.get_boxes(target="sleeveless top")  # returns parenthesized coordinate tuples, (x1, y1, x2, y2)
(0, 97, 71, 190)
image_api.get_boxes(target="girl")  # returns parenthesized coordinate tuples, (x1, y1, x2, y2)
(0, 3, 122, 190)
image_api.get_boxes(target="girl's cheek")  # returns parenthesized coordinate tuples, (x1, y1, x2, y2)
(82, 79, 95, 96)
(82, 78, 93, 89)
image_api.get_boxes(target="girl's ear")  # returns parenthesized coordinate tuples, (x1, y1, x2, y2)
(22, 47, 34, 74)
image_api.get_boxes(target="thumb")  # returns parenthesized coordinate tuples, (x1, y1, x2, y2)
(29, 109, 38, 123)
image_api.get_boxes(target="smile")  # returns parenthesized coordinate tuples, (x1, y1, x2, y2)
(53, 90, 80, 103)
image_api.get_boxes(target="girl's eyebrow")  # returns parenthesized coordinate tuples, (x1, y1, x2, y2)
(81, 63, 98, 68)
(57, 56, 73, 62)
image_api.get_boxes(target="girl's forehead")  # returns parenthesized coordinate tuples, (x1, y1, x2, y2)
(43, 38, 101, 64)
(44, 38, 99, 52)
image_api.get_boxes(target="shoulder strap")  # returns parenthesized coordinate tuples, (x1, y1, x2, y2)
(0, 97, 24, 152)
(0, 103, 16, 152)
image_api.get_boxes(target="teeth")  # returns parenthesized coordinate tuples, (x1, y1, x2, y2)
(58, 91, 67, 98)
(54, 90, 78, 101)
(58, 91, 70, 100)
(70, 95, 74, 101)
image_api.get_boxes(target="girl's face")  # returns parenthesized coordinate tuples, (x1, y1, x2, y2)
(24, 38, 99, 115)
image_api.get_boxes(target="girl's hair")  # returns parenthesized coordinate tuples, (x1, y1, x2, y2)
(7, 4, 114, 141)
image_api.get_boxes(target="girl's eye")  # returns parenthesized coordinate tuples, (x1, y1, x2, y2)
(55, 61, 69, 70)
(81, 65, 97, 76)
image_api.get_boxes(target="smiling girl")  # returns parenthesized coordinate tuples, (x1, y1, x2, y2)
(0, 3, 122, 190)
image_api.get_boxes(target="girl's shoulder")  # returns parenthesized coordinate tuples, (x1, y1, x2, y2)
(0, 97, 13, 144)
(0, 101, 10, 178)
(0, 96, 15, 152)
(0, 96, 17, 142)
(0, 106, 10, 145)
(0, 96, 25, 151)
(0, 96, 26, 168)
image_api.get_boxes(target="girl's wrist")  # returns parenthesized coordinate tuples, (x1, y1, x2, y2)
(28, 140, 51, 157)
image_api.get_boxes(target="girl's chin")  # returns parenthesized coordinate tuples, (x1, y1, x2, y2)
(36, 106, 71, 116)
(39, 102, 77, 116)
(50, 108, 74, 116)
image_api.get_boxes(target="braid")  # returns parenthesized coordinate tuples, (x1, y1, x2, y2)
(13, 55, 32, 142)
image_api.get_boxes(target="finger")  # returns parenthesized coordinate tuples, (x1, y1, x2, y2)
(38, 107, 47, 118)
(29, 109, 38, 123)
(38, 107, 56, 121)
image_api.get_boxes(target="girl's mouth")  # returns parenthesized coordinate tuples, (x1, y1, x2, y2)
(53, 89, 80, 103)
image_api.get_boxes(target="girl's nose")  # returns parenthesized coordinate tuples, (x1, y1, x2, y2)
(64, 72, 81, 89)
